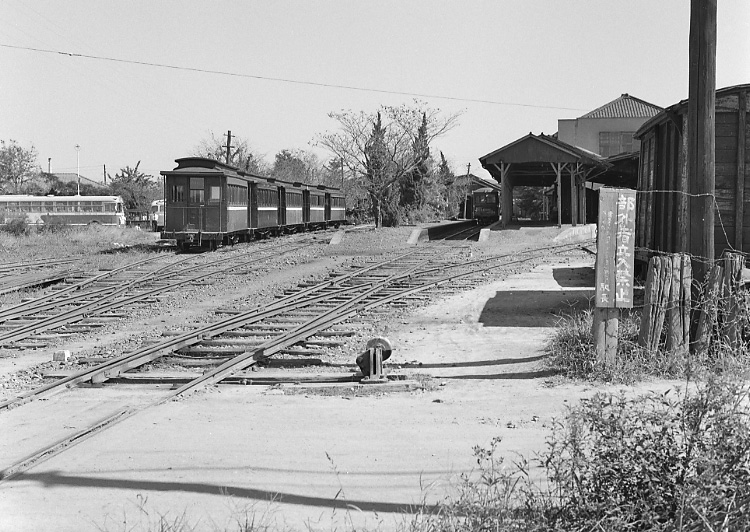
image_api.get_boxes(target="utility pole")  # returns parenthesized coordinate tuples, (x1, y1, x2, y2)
(224, 130, 233, 165)
(75, 144, 81, 196)
(340, 158, 345, 191)
(463, 163, 471, 219)
(47, 158, 51, 176)
(687, 0, 717, 285)
(103, 164, 107, 185)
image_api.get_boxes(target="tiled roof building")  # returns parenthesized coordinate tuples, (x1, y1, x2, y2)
(580, 94, 663, 119)
(558, 94, 663, 157)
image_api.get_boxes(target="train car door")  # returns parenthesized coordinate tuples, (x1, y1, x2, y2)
(165, 177, 187, 232)
(302, 189, 310, 224)
(324, 193, 331, 221)
(187, 177, 206, 230)
(249, 183, 258, 228)
(278, 187, 286, 226)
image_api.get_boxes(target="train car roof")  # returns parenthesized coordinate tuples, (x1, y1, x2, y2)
(161, 157, 266, 181)
(0, 194, 123, 201)
(473, 187, 499, 193)
(161, 156, 342, 191)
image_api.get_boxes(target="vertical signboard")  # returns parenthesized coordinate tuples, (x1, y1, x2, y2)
(595, 188, 636, 309)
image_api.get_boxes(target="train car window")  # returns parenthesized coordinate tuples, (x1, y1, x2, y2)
(209, 186, 221, 204)
(170, 185, 185, 203)
(285, 192, 302, 207)
(231, 185, 247, 205)
(190, 188, 204, 204)
(259, 188, 278, 207)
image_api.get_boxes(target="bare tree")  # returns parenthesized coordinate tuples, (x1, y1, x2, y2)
(316, 102, 460, 226)
(193, 132, 268, 175)
(271, 148, 324, 183)
(0, 140, 40, 193)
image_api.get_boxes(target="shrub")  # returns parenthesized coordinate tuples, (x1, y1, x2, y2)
(0, 217, 30, 236)
(405, 378, 750, 532)
(539, 377, 750, 531)
(36, 221, 69, 235)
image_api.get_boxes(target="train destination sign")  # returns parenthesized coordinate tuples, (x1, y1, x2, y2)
(595, 188, 636, 309)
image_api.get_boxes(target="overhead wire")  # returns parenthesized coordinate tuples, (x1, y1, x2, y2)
(0, 42, 591, 112)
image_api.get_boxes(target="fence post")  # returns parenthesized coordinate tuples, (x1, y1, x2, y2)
(693, 262, 723, 354)
(667, 253, 692, 357)
(639, 256, 671, 353)
(721, 252, 744, 349)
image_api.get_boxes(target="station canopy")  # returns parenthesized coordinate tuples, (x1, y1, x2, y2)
(479, 133, 612, 226)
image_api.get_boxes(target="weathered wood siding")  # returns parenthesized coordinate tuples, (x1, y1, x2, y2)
(636, 85, 750, 262)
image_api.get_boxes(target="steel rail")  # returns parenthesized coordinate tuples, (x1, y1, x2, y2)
(0, 241, 315, 344)
(0, 268, 81, 296)
(0, 249, 420, 410)
(0, 255, 166, 321)
(0, 255, 430, 480)
(0, 257, 76, 273)
(0, 237, 313, 322)
(0, 241, 584, 481)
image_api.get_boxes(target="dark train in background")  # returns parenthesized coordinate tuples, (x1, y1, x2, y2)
(160, 157, 346, 249)
(471, 187, 500, 224)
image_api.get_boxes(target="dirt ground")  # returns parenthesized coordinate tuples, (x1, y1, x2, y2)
(0, 225, 682, 532)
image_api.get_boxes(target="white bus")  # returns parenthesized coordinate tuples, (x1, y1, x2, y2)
(0, 195, 126, 227)
(151, 199, 165, 232)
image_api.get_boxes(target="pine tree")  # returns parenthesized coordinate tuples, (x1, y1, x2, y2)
(400, 113, 431, 209)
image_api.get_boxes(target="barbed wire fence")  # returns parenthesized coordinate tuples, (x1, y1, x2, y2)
(606, 187, 749, 360)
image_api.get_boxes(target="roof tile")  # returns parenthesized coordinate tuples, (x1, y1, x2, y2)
(580, 94, 662, 119)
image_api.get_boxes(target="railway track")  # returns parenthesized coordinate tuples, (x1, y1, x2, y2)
(0, 238, 592, 481)
(0, 237, 315, 348)
(441, 224, 483, 241)
(0, 257, 79, 296)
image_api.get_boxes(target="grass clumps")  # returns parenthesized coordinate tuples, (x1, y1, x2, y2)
(406, 377, 750, 532)
(546, 307, 750, 383)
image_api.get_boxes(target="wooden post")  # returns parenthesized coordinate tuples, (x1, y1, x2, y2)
(687, 0, 717, 285)
(639, 256, 673, 353)
(666, 254, 692, 357)
(569, 165, 577, 227)
(594, 188, 636, 365)
(551, 163, 562, 228)
(735, 90, 747, 250)
(721, 252, 743, 349)
(592, 308, 619, 367)
(578, 164, 587, 224)
(225, 130, 233, 164)
(502, 163, 512, 227)
(693, 262, 723, 354)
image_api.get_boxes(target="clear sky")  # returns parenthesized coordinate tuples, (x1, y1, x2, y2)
(1, 0, 748, 182)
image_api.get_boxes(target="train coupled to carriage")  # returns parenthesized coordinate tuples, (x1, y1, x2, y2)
(160, 157, 346, 250)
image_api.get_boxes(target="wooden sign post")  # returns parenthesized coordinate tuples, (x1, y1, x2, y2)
(593, 188, 636, 366)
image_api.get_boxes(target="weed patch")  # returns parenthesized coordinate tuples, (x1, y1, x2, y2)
(402, 377, 750, 532)
(546, 307, 750, 383)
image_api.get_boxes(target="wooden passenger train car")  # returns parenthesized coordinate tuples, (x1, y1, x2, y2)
(160, 157, 345, 249)
(471, 187, 500, 224)
(634, 83, 749, 264)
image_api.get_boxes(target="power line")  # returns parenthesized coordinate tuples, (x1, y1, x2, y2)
(0, 42, 590, 112)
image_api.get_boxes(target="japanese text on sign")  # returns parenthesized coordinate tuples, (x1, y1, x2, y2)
(595, 188, 636, 309)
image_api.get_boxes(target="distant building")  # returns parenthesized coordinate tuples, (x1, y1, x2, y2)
(557, 94, 662, 157)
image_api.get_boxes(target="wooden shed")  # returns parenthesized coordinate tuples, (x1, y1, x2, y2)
(634, 83, 750, 264)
